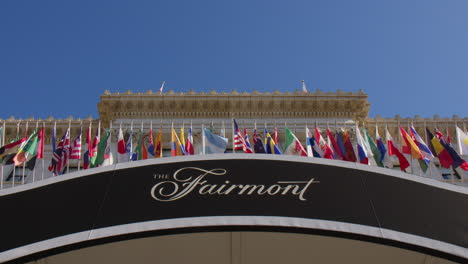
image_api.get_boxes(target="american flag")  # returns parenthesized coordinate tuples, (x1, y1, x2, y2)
(233, 119, 253, 153)
(48, 128, 70, 175)
(69, 129, 82, 160)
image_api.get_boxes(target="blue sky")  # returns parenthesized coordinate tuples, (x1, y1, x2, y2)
(1, 0, 467, 119)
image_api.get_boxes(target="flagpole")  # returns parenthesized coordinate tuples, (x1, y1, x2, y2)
(202, 124, 206, 155)
(31, 121, 39, 183)
(12, 121, 20, 188)
(77, 122, 82, 171)
(51, 121, 56, 176)
(66, 121, 71, 174)
(150, 120, 153, 158)
(454, 121, 464, 184)
(423, 121, 434, 179)
(0, 121, 5, 190)
(41, 122, 45, 181)
(21, 121, 31, 184)
(159, 120, 163, 158)
(231, 119, 235, 153)
(129, 121, 133, 161)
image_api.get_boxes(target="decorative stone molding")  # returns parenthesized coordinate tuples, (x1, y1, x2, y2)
(98, 90, 371, 127)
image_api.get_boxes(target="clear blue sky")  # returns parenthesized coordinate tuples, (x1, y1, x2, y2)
(1, 0, 467, 119)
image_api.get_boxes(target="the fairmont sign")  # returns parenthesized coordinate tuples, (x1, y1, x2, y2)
(150, 167, 319, 202)
(0, 155, 466, 263)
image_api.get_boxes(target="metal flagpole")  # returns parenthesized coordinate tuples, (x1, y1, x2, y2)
(150, 120, 153, 158)
(77, 121, 82, 171)
(12, 121, 20, 188)
(202, 124, 206, 155)
(41, 122, 45, 181)
(455, 121, 463, 184)
(21, 121, 30, 184)
(190, 120, 193, 156)
(66, 120, 71, 174)
(32, 121, 39, 183)
(423, 121, 434, 179)
(129, 121, 133, 161)
(159, 120, 163, 158)
(231, 119, 235, 153)
(1, 121, 5, 189)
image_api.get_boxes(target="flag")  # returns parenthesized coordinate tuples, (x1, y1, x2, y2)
(427, 129, 454, 169)
(386, 128, 410, 171)
(456, 126, 468, 155)
(126, 129, 137, 161)
(186, 126, 194, 155)
(327, 128, 343, 160)
(301, 80, 307, 93)
(305, 126, 321, 157)
(203, 128, 228, 154)
(142, 136, 148, 160)
(0, 137, 27, 161)
(83, 126, 91, 169)
(93, 130, 111, 167)
(315, 126, 333, 159)
(147, 127, 155, 157)
(399, 127, 423, 160)
(355, 125, 369, 165)
(48, 128, 70, 175)
(244, 128, 252, 149)
(89, 128, 100, 165)
(134, 129, 143, 160)
(376, 127, 392, 168)
(154, 129, 163, 158)
(252, 129, 266, 153)
(69, 129, 82, 160)
(233, 119, 253, 153)
(342, 129, 357, 162)
(336, 130, 349, 161)
(102, 130, 113, 166)
(36, 127, 44, 159)
(434, 129, 468, 171)
(171, 127, 185, 156)
(159, 81, 165, 94)
(117, 127, 128, 163)
(264, 128, 282, 154)
(13, 130, 39, 166)
(284, 127, 307, 156)
(409, 126, 433, 173)
(179, 126, 188, 155)
(362, 127, 382, 167)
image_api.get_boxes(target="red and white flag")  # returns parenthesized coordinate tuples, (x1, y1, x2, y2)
(69, 129, 82, 160)
(315, 125, 334, 159)
(117, 126, 128, 163)
(233, 119, 253, 153)
(159, 81, 165, 94)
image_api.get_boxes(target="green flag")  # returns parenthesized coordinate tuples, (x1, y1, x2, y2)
(134, 129, 143, 160)
(93, 130, 111, 167)
(13, 130, 39, 166)
(363, 128, 383, 167)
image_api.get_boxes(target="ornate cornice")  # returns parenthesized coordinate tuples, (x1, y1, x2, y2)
(98, 89, 370, 127)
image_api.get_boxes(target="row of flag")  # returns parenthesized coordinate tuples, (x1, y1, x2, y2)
(1, 120, 468, 182)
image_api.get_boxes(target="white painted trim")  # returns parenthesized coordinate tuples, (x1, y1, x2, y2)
(1, 154, 466, 196)
(0, 216, 465, 263)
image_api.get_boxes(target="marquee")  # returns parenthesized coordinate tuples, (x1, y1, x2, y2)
(0, 154, 466, 263)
